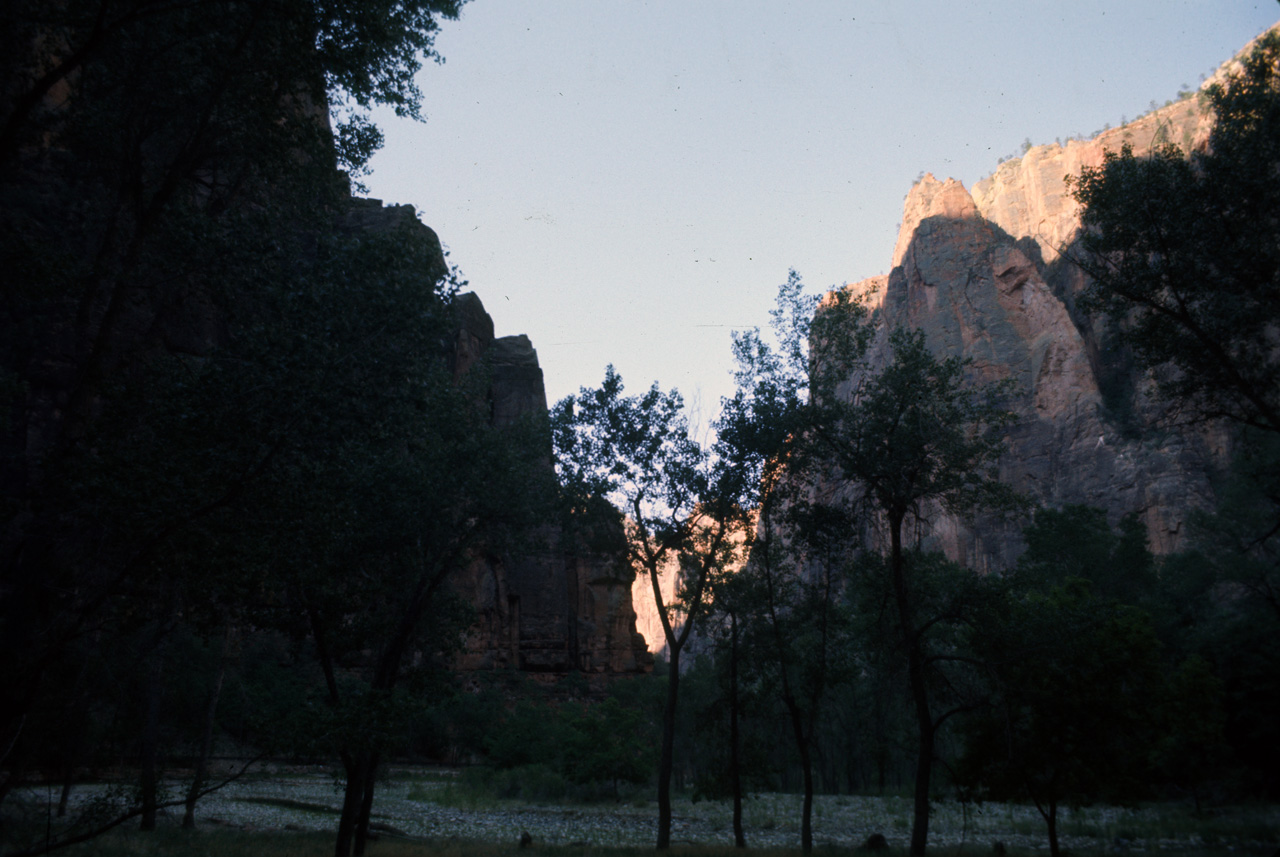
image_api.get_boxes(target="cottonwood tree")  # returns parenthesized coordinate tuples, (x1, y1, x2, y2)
(959, 581, 1163, 857)
(743, 501, 857, 852)
(829, 328, 1018, 855)
(1017, 505, 1157, 607)
(1, 0, 486, 852)
(234, 226, 552, 857)
(726, 273, 1019, 856)
(552, 367, 751, 849)
(1070, 32, 1280, 798)
(689, 576, 751, 847)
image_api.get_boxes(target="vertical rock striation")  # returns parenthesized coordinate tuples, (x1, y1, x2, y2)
(843, 133, 1224, 567)
(347, 200, 652, 680)
(443, 288, 652, 680)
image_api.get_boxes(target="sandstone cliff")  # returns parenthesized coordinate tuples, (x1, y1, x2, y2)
(833, 36, 1271, 565)
(848, 175, 1221, 567)
(346, 197, 652, 679)
(441, 286, 653, 680)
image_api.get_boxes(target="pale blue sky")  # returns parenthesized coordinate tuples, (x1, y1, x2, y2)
(365, 1, 1278, 431)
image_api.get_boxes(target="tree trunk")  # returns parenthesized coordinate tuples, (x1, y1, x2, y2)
(138, 648, 164, 831)
(729, 615, 745, 849)
(57, 774, 73, 818)
(800, 742, 814, 853)
(1046, 800, 1059, 857)
(353, 750, 380, 856)
(184, 627, 231, 829)
(889, 510, 933, 857)
(334, 753, 364, 857)
(907, 700, 934, 857)
(782, 697, 814, 853)
(657, 645, 680, 849)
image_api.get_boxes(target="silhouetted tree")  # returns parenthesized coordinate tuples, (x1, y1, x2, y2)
(1069, 33, 1280, 437)
(959, 581, 1164, 857)
(552, 367, 751, 849)
(724, 274, 1019, 855)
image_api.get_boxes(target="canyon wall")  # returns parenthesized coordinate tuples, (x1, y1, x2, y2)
(439, 284, 653, 679)
(346, 196, 653, 678)
(631, 30, 1276, 645)
(841, 72, 1240, 567)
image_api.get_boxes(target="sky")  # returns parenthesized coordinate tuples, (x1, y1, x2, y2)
(364, 1, 1279, 435)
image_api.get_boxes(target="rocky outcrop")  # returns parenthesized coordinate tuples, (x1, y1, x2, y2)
(445, 290, 653, 680)
(630, 553, 680, 658)
(969, 21, 1278, 269)
(342, 200, 652, 681)
(970, 96, 1212, 267)
(842, 118, 1228, 565)
(455, 535, 652, 678)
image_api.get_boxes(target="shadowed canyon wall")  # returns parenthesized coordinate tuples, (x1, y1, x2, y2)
(442, 286, 652, 679)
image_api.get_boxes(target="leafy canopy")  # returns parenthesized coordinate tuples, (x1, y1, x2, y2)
(1069, 32, 1280, 434)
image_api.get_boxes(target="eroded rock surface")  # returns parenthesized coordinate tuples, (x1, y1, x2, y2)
(842, 158, 1223, 568)
(445, 291, 652, 680)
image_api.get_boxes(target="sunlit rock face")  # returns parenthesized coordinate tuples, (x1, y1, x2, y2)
(840, 152, 1224, 569)
(970, 95, 1213, 268)
(446, 290, 653, 681)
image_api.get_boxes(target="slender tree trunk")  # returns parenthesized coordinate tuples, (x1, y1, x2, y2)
(907, 693, 934, 857)
(334, 752, 364, 857)
(657, 645, 680, 849)
(1046, 800, 1059, 857)
(889, 511, 933, 857)
(782, 698, 814, 853)
(57, 773, 73, 818)
(729, 614, 745, 849)
(183, 627, 231, 829)
(138, 648, 164, 831)
(353, 750, 380, 856)
(800, 739, 814, 852)
(759, 518, 818, 854)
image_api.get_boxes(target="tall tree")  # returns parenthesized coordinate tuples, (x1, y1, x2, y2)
(830, 328, 1017, 855)
(0, 1, 500, 853)
(552, 367, 750, 850)
(959, 581, 1164, 857)
(1068, 32, 1280, 437)
(725, 273, 1018, 856)
(740, 500, 854, 853)
(1069, 32, 1280, 800)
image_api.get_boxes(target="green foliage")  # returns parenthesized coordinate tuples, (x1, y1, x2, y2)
(1017, 505, 1157, 606)
(445, 694, 658, 802)
(958, 582, 1166, 856)
(557, 697, 656, 790)
(1157, 433, 1280, 797)
(1069, 32, 1280, 436)
(553, 366, 707, 538)
(720, 273, 1021, 855)
(0, 0, 465, 172)
(1065, 34, 1280, 804)
(552, 366, 750, 847)
(0, 2, 539, 854)
(1156, 655, 1230, 808)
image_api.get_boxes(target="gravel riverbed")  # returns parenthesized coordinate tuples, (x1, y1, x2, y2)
(25, 771, 1280, 852)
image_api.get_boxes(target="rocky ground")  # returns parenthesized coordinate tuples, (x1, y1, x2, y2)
(24, 770, 1280, 852)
